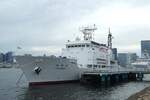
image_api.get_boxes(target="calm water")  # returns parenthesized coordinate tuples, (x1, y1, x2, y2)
(0, 68, 150, 100)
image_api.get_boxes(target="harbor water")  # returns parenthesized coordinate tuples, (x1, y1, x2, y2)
(0, 68, 150, 100)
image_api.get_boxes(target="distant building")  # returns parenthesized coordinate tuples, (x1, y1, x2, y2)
(5, 52, 14, 63)
(0, 51, 14, 63)
(118, 53, 137, 67)
(141, 40, 150, 58)
(0, 53, 4, 63)
(112, 48, 117, 60)
(118, 53, 127, 67)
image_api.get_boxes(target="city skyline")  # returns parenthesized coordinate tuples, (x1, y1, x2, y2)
(141, 40, 150, 58)
(0, 0, 150, 56)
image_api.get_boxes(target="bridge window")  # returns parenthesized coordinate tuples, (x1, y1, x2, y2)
(98, 65, 101, 68)
(67, 46, 71, 48)
(56, 64, 59, 66)
(102, 65, 106, 68)
(71, 45, 74, 47)
(87, 64, 92, 68)
(67, 44, 86, 48)
(94, 65, 97, 68)
(81, 45, 85, 47)
(86, 44, 90, 47)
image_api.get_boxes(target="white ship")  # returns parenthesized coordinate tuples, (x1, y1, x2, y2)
(16, 25, 118, 86)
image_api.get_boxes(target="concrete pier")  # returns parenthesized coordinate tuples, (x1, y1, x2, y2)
(137, 73, 144, 81)
(80, 72, 144, 85)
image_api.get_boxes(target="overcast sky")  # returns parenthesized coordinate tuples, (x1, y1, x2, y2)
(0, 0, 150, 56)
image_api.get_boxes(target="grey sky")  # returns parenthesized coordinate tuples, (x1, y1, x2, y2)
(0, 0, 150, 56)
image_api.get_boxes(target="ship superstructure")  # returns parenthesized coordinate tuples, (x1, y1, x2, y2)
(62, 25, 117, 70)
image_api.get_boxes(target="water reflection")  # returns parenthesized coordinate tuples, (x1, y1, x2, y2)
(22, 81, 150, 100)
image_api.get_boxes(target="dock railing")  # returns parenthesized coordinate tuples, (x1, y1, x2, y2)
(81, 66, 150, 75)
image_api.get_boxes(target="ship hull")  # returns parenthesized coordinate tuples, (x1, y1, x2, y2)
(15, 56, 80, 86)
(29, 80, 79, 86)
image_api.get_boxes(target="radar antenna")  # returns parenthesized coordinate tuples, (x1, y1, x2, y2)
(108, 28, 113, 49)
(80, 24, 97, 41)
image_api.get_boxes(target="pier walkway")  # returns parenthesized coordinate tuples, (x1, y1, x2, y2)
(82, 67, 150, 75)
(80, 67, 150, 84)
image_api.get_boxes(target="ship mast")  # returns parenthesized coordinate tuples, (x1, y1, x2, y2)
(108, 28, 113, 49)
(80, 24, 97, 41)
